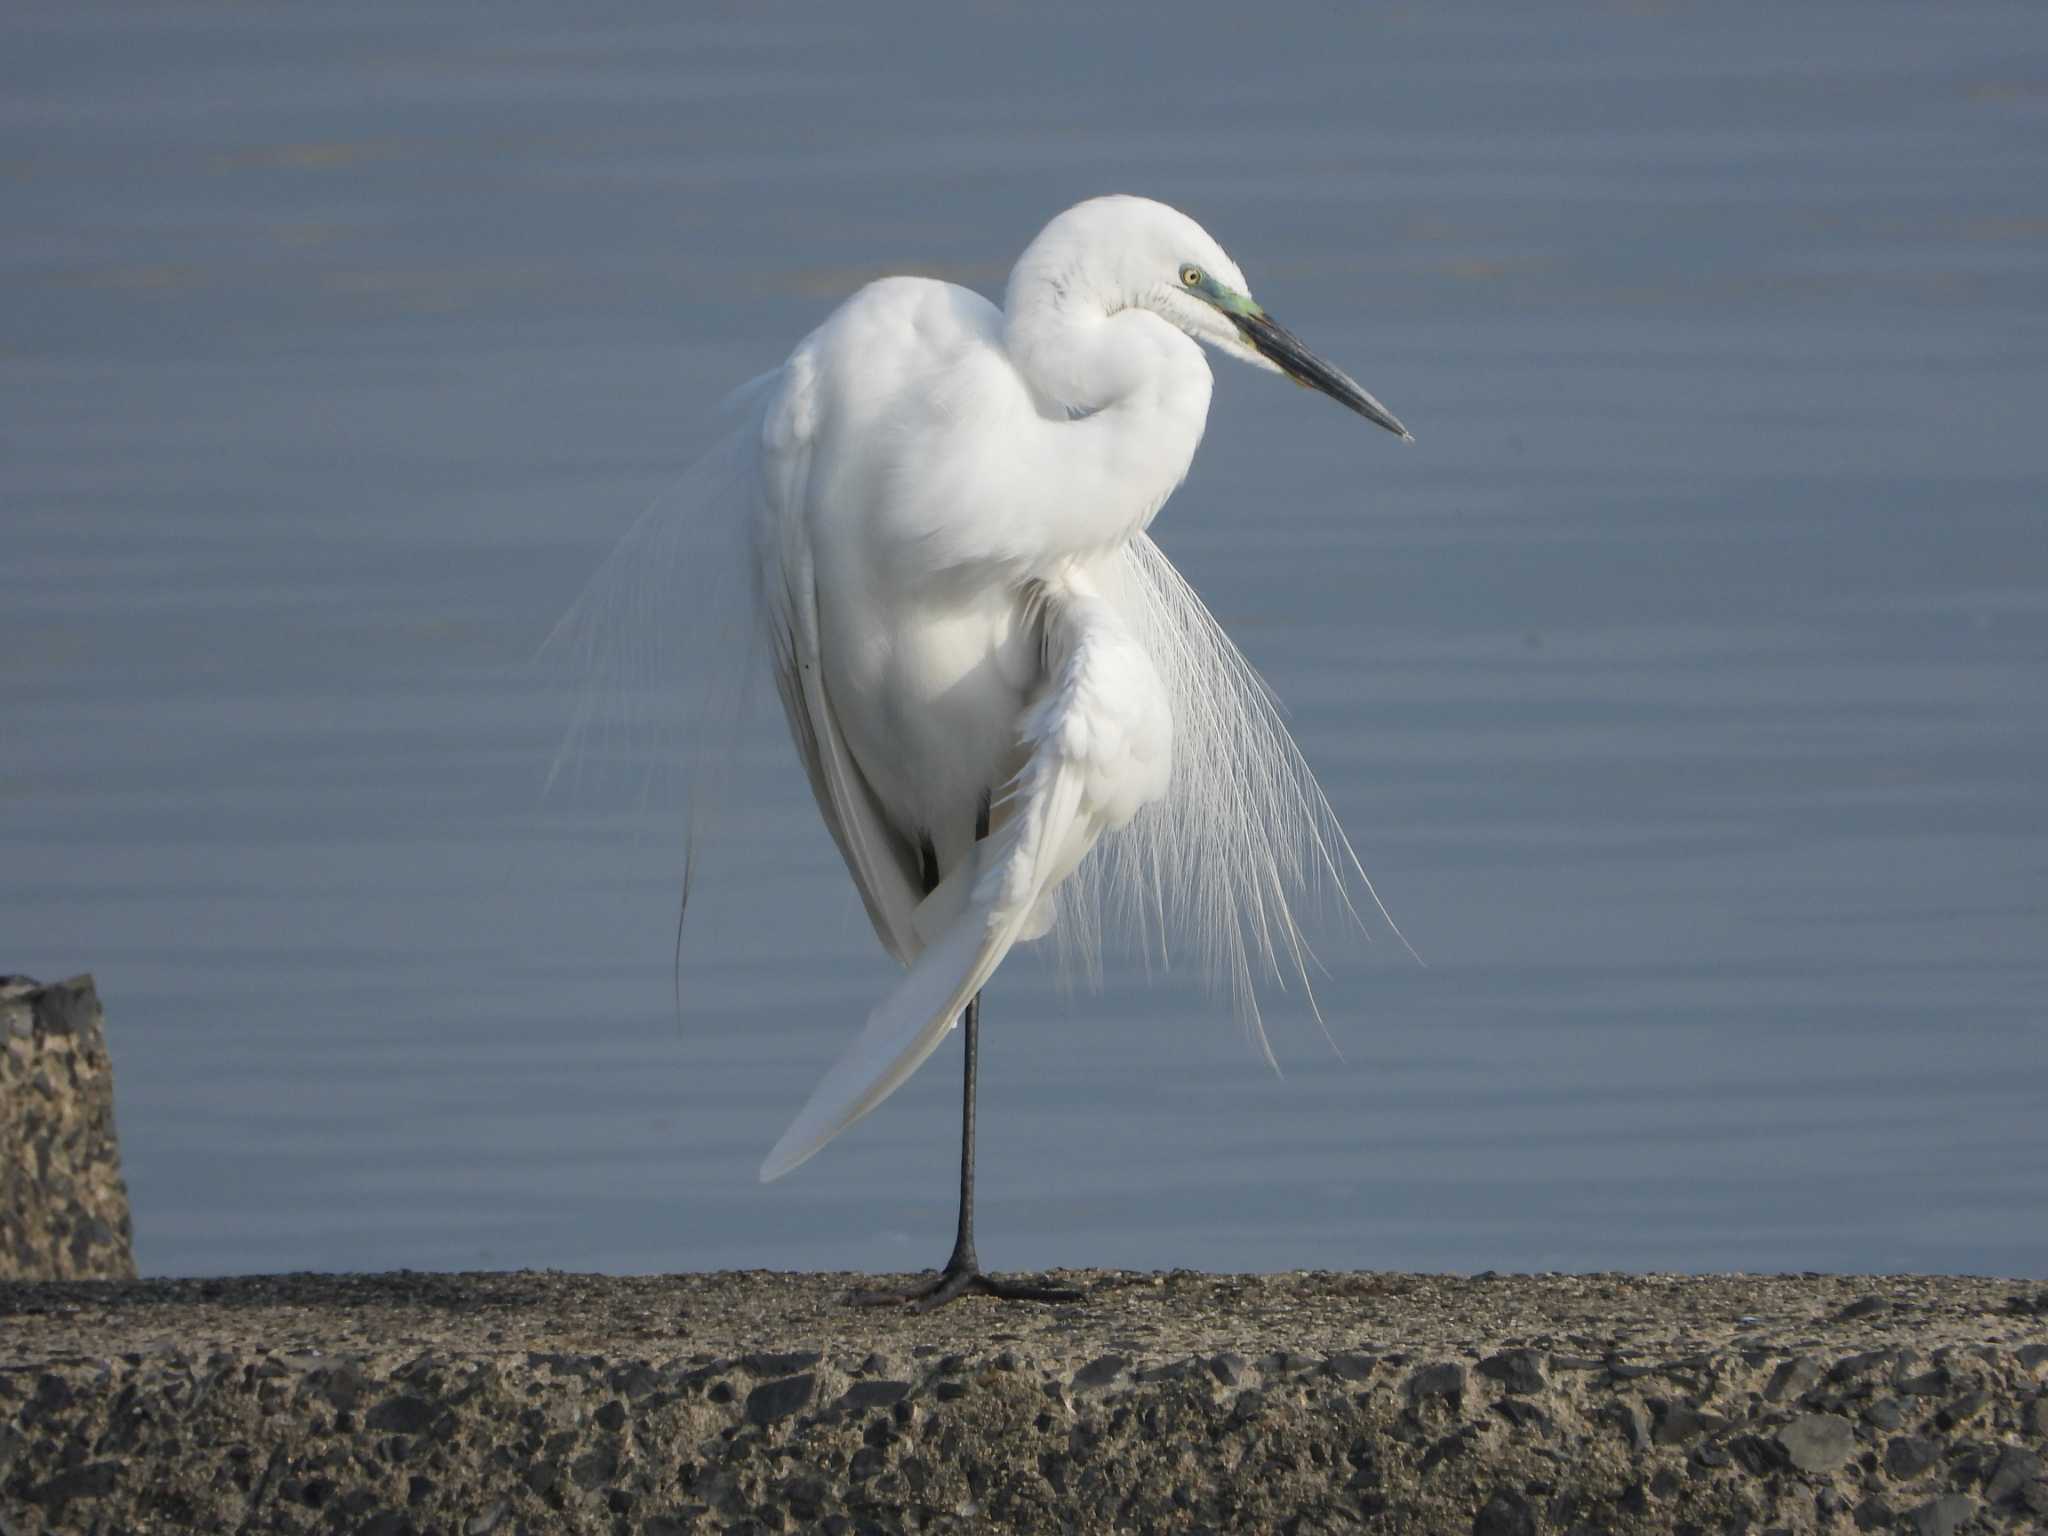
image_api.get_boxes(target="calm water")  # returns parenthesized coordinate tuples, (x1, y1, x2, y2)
(5, 4, 2045, 1280)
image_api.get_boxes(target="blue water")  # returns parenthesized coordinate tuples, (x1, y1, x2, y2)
(4, 2, 2045, 1280)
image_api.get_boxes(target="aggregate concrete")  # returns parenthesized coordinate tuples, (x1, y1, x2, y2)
(3, 1269, 2045, 1533)
(0, 976, 135, 1283)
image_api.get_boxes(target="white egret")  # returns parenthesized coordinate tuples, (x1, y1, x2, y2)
(649, 195, 1408, 1307)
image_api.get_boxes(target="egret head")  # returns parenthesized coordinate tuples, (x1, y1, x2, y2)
(1012, 195, 1411, 441)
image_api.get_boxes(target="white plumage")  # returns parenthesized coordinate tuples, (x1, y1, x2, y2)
(555, 196, 1413, 1247)
(736, 196, 1411, 1183)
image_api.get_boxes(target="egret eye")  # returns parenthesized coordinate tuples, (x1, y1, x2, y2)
(1180, 265, 1203, 288)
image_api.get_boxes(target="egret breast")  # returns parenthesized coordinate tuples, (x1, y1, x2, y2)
(819, 579, 1039, 877)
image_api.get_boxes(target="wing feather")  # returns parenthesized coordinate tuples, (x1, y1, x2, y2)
(753, 350, 926, 966)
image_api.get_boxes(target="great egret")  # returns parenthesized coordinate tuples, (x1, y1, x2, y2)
(622, 195, 1409, 1308)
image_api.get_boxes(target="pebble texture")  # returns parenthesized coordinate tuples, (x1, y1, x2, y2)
(0, 976, 135, 1282)
(3, 1272, 2046, 1533)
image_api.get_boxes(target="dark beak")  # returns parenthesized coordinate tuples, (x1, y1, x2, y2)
(1237, 310, 1412, 441)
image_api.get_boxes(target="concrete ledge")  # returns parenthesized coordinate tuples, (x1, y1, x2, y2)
(0, 975, 135, 1282)
(3, 1271, 2045, 1534)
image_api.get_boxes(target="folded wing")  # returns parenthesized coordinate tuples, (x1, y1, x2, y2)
(753, 348, 927, 968)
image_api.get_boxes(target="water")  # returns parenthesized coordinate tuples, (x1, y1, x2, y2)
(5, 2, 2045, 1280)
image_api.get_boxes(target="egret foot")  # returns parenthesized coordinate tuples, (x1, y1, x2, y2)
(852, 1265, 1080, 1312)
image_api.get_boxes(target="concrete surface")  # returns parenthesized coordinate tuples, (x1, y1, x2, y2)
(0, 976, 135, 1283)
(3, 1269, 2045, 1533)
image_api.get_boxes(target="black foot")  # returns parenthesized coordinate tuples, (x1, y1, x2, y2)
(852, 1265, 1081, 1312)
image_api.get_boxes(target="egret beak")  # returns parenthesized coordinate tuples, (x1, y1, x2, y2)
(1236, 310, 1412, 442)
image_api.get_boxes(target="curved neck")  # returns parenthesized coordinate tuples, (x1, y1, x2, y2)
(997, 280, 1214, 565)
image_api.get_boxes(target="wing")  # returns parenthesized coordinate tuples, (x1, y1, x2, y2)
(544, 357, 928, 969)
(752, 346, 927, 967)
(759, 576, 1172, 1181)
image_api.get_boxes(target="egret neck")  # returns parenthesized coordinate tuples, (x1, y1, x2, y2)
(1001, 253, 1213, 569)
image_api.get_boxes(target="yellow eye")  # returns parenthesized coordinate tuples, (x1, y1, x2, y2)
(1180, 265, 1203, 288)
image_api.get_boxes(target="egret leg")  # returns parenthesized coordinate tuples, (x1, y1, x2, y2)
(852, 802, 1081, 1312)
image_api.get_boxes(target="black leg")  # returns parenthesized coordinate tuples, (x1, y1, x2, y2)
(852, 798, 1081, 1312)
